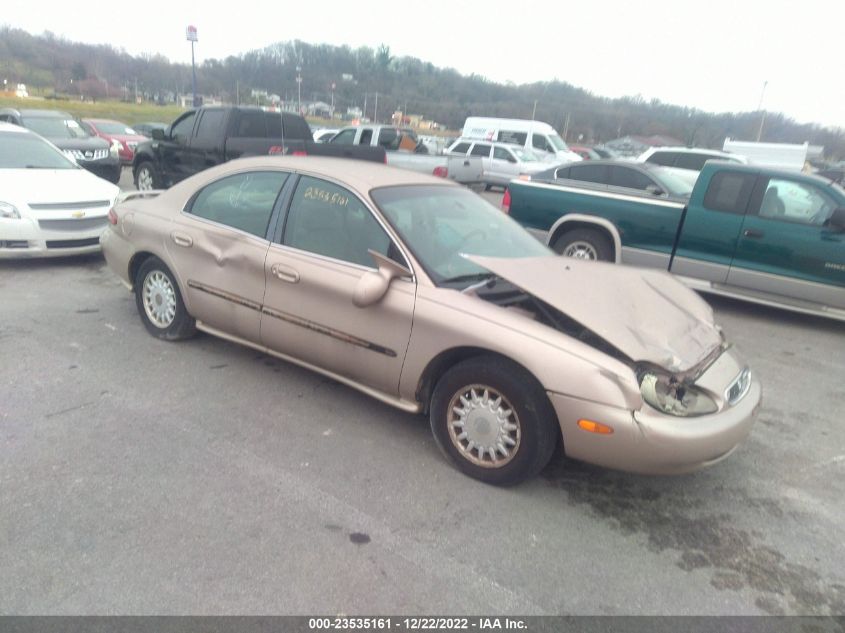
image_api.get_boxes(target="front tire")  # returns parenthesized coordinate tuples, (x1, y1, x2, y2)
(134, 161, 159, 191)
(429, 356, 559, 486)
(552, 228, 613, 262)
(134, 256, 196, 340)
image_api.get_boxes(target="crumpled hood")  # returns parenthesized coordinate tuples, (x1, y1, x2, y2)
(466, 255, 723, 373)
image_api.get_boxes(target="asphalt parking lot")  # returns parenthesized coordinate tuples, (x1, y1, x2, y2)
(1, 169, 844, 616)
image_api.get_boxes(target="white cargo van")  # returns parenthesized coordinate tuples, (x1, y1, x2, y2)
(462, 117, 582, 163)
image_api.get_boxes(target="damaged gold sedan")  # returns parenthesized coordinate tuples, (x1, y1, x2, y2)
(102, 157, 760, 485)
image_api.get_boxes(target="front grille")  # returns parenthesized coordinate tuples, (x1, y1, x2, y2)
(726, 368, 752, 405)
(28, 200, 111, 211)
(39, 217, 108, 232)
(63, 149, 109, 161)
(0, 240, 29, 249)
(46, 237, 101, 249)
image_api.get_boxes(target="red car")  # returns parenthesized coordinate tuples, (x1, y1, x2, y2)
(80, 119, 147, 165)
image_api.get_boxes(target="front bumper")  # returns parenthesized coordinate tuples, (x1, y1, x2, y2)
(1, 215, 108, 259)
(549, 347, 761, 475)
(78, 157, 122, 182)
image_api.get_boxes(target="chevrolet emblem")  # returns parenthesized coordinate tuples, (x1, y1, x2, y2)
(72, 210, 86, 219)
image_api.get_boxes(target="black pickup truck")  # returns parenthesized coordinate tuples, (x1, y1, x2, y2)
(132, 107, 385, 190)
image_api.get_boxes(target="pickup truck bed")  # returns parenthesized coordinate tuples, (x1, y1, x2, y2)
(506, 162, 845, 321)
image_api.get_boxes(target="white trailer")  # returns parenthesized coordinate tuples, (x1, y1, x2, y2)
(722, 138, 809, 171)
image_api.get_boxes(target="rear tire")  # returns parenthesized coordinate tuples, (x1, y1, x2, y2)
(552, 228, 613, 262)
(429, 356, 559, 486)
(134, 256, 196, 340)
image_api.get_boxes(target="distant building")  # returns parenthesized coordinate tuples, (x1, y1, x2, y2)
(605, 134, 684, 157)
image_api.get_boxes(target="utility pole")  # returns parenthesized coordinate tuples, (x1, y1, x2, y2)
(363, 93, 368, 121)
(374, 92, 378, 123)
(532, 100, 538, 120)
(756, 80, 768, 142)
(563, 112, 571, 141)
(331, 82, 336, 119)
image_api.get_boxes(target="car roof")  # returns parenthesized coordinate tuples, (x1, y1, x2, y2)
(644, 146, 734, 156)
(187, 155, 458, 192)
(83, 118, 124, 124)
(16, 109, 73, 118)
(0, 122, 32, 134)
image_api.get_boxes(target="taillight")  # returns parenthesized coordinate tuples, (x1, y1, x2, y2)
(291, 150, 308, 156)
(502, 189, 511, 214)
(268, 146, 284, 155)
(108, 208, 118, 225)
(432, 165, 448, 178)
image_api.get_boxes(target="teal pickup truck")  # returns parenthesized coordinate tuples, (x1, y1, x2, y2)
(504, 160, 845, 320)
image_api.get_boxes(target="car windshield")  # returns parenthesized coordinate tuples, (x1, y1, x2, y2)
(0, 132, 78, 169)
(371, 185, 551, 285)
(650, 167, 695, 198)
(93, 121, 137, 135)
(512, 148, 540, 162)
(23, 117, 90, 139)
(548, 134, 568, 151)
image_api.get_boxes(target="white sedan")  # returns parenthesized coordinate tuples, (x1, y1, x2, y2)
(0, 122, 120, 258)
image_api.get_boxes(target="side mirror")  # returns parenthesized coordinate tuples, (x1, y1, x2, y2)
(646, 184, 666, 196)
(151, 128, 165, 140)
(353, 250, 412, 308)
(826, 207, 845, 231)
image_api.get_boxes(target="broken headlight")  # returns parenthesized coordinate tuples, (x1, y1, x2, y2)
(639, 371, 718, 417)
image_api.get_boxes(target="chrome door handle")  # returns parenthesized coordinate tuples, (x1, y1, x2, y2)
(743, 229, 764, 239)
(171, 231, 193, 247)
(270, 263, 300, 283)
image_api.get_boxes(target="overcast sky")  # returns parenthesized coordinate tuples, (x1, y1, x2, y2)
(4, 0, 844, 129)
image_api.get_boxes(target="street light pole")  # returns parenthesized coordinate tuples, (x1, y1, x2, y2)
(756, 80, 768, 142)
(296, 66, 302, 114)
(186, 25, 198, 107)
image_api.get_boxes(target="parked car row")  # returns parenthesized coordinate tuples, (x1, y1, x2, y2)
(0, 108, 122, 183)
(0, 122, 120, 258)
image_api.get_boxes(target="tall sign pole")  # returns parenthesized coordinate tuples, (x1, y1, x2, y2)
(186, 25, 198, 107)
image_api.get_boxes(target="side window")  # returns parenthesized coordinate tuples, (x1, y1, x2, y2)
(450, 142, 471, 154)
(499, 130, 527, 145)
(195, 110, 226, 141)
(188, 171, 287, 237)
(610, 166, 658, 191)
(377, 128, 400, 150)
(645, 151, 677, 167)
(171, 112, 196, 144)
(554, 167, 571, 179)
(280, 113, 309, 139)
(470, 143, 491, 157)
(493, 147, 516, 162)
(702, 171, 756, 214)
(360, 129, 373, 145)
(758, 178, 836, 226)
(532, 134, 553, 153)
(235, 112, 267, 137)
(80, 121, 95, 135)
(330, 129, 357, 145)
(675, 153, 712, 170)
(283, 176, 391, 267)
(567, 164, 609, 184)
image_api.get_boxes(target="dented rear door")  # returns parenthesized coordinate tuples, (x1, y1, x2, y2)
(166, 170, 289, 343)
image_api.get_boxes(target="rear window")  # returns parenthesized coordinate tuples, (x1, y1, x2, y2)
(645, 151, 678, 167)
(450, 142, 471, 154)
(281, 113, 311, 139)
(235, 112, 266, 137)
(702, 171, 757, 214)
(470, 143, 491, 157)
(498, 130, 527, 145)
(675, 153, 714, 170)
(567, 164, 609, 184)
